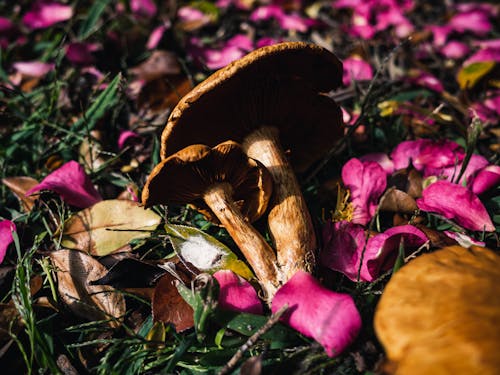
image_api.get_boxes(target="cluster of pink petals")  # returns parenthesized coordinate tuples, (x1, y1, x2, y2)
(342, 56, 373, 86)
(272, 271, 361, 357)
(321, 221, 427, 282)
(250, 5, 316, 33)
(472, 93, 500, 124)
(22, 1, 73, 30)
(26, 161, 102, 208)
(213, 270, 263, 315)
(0, 220, 16, 264)
(130, 0, 157, 18)
(417, 181, 495, 232)
(333, 0, 414, 40)
(342, 158, 387, 225)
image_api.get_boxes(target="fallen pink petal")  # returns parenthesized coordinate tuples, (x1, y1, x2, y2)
(342, 158, 387, 225)
(272, 271, 362, 357)
(118, 130, 142, 150)
(0, 220, 16, 264)
(443, 231, 485, 248)
(424, 154, 489, 185)
(408, 70, 444, 93)
(343, 56, 373, 86)
(469, 165, 500, 195)
(147, 24, 169, 49)
(26, 161, 102, 208)
(417, 180, 495, 232)
(13, 61, 55, 78)
(22, 1, 73, 30)
(66, 42, 100, 65)
(214, 270, 263, 315)
(359, 153, 394, 175)
(440, 40, 470, 59)
(130, 0, 157, 18)
(448, 10, 492, 35)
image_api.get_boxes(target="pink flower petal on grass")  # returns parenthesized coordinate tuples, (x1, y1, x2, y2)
(440, 40, 470, 59)
(469, 165, 500, 195)
(13, 61, 55, 78)
(408, 70, 444, 93)
(26, 161, 102, 208)
(118, 130, 141, 150)
(342, 158, 387, 225)
(22, 1, 73, 30)
(448, 10, 492, 35)
(343, 56, 373, 86)
(147, 23, 170, 49)
(0, 220, 16, 264)
(130, 0, 157, 18)
(443, 231, 485, 248)
(417, 180, 494, 232)
(272, 271, 361, 357)
(464, 47, 500, 66)
(424, 154, 489, 185)
(359, 152, 394, 175)
(214, 270, 263, 315)
(66, 42, 99, 65)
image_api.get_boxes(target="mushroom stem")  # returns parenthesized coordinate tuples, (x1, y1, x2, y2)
(203, 182, 279, 300)
(242, 126, 316, 282)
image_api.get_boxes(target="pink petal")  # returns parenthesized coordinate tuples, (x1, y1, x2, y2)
(13, 61, 55, 78)
(363, 225, 427, 281)
(177, 6, 210, 23)
(424, 154, 489, 185)
(359, 153, 394, 175)
(204, 45, 246, 70)
(26, 161, 102, 208)
(213, 270, 263, 315)
(272, 271, 361, 357)
(448, 10, 492, 35)
(22, 1, 73, 30)
(65, 42, 99, 65)
(440, 40, 470, 59)
(225, 34, 253, 51)
(147, 24, 169, 49)
(256, 37, 279, 48)
(472, 39, 500, 49)
(130, 0, 157, 18)
(0, 220, 15, 264)
(118, 130, 141, 150)
(320, 220, 366, 281)
(428, 25, 452, 47)
(408, 70, 444, 93)
(250, 5, 283, 21)
(464, 47, 500, 65)
(469, 165, 500, 195)
(342, 158, 387, 225)
(342, 56, 373, 86)
(278, 13, 311, 32)
(417, 180, 494, 232)
(443, 231, 485, 248)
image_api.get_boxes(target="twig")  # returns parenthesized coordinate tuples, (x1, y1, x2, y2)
(218, 305, 288, 375)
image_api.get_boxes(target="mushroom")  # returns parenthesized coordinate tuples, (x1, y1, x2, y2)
(374, 245, 500, 374)
(142, 141, 279, 299)
(159, 42, 343, 281)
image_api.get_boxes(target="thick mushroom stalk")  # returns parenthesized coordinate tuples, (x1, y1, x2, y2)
(142, 141, 279, 300)
(243, 126, 315, 280)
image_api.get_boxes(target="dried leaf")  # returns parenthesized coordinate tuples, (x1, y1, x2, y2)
(240, 355, 263, 375)
(129, 51, 181, 81)
(2, 176, 39, 212)
(50, 250, 126, 327)
(136, 75, 192, 115)
(60, 200, 161, 256)
(152, 273, 194, 332)
(375, 246, 500, 374)
(165, 224, 254, 280)
(0, 303, 22, 342)
(379, 188, 418, 214)
(457, 61, 496, 90)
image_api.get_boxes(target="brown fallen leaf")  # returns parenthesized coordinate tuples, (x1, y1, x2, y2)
(413, 223, 458, 248)
(50, 250, 126, 327)
(2, 176, 39, 212)
(0, 303, 22, 343)
(152, 268, 194, 333)
(136, 75, 192, 115)
(379, 187, 418, 214)
(374, 246, 500, 374)
(60, 199, 161, 256)
(129, 50, 181, 82)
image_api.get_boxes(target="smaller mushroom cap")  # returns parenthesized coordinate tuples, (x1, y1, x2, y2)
(374, 245, 500, 374)
(142, 141, 272, 223)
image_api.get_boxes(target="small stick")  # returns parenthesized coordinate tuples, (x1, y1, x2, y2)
(218, 305, 288, 375)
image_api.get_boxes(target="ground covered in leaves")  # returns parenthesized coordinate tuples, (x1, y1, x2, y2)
(0, 0, 499, 374)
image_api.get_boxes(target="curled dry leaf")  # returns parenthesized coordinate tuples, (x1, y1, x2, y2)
(60, 200, 161, 256)
(378, 187, 418, 214)
(2, 176, 39, 212)
(374, 246, 500, 374)
(129, 50, 181, 81)
(50, 250, 126, 327)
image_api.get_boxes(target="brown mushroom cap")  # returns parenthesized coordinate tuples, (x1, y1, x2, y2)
(142, 141, 272, 223)
(160, 42, 343, 173)
(374, 245, 500, 374)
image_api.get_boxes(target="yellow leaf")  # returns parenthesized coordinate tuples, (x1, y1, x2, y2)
(457, 61, 496, 90)
(165, 224, 254, 280)
(60, 200, 161, 256)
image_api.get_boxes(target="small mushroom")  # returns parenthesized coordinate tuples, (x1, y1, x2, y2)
(374, 245, 500, 374)
(142, 141, 279, 299)
(159, 42, 343, 281)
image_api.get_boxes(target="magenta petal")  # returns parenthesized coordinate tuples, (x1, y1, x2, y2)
(147, 24, 169, 49)
(225, 34, 253, 51)
(22, 1, 73, 30)
(66, 42, 99, 65)
(213, 270, 263, 315)
(250, 5, 283, 21)
(26, 161, 102, 208)
(118, 130, 141, 150)
(342, 57, 373, 86)
(448, 10, 492, 35)
(469, 165, 500, 195)
(408, 70, 444, 93)
(424, 154, 489, 185)
(440, 40, 470, 59)
(342, 158, 387, 225)
(363, 225, 428, 281)
(464, 47, 500, 65)
(204, 46, 246, 70)
(359, 153, 394, 175)
(0, 220, 15, 264)
(417, 180, 494, 232)
(130, 0, 157, 18)
(320, 221, 366, 281)
(443, 231, 485, 248)
(272, 271, 361, 357)
(13, 61, 55, 78)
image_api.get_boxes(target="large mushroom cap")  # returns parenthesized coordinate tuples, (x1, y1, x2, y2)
(142, 141, 272, 223)
(374, 245, 500, 374)
(160, 42, 343, 173)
